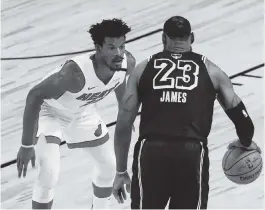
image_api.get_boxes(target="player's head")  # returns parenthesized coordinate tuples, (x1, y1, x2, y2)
(162, 16, 194, 51)
(89, 18, 131, 70)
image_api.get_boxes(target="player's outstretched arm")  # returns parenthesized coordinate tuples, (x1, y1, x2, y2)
(17, 61, 81, 178)
(21, 60, 79, 146)
(206, 59, 254, 147)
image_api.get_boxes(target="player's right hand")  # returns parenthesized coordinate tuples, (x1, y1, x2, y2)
(112, 171, 131, 204)
(228, 139, 261, 153)
(16, 146, 36, 178)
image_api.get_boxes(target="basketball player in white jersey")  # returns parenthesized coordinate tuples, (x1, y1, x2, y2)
(16, 18, 136, 209)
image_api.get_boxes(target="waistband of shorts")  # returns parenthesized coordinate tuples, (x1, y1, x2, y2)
(139, 134, 207, 145)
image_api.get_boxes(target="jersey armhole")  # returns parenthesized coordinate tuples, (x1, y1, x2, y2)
(202, 56, 217, 94)
(201, 55, 206, 64)
(147, 55, 153, 62)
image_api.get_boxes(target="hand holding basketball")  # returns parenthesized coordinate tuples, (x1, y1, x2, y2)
(227, 139, 261, 153)
(223, 140, 262, 184)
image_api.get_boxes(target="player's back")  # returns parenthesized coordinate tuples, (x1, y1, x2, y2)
(138, 51, 216, 144)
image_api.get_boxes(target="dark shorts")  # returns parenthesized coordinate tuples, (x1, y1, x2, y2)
(131, 137, 209, 209)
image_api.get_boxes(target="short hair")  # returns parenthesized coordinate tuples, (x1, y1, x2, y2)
(88, 18, 131, 45)
(163, 16, 191, 38)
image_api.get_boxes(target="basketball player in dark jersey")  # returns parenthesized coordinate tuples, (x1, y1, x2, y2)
(112, 16, 261, 209)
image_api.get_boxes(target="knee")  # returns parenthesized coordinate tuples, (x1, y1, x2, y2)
(33, 138, 60, 203)
(36, 160, 60, 188)
(33, 159, 60, 203)
(37, 139, 60, 183)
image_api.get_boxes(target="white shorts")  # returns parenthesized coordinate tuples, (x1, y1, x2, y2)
(37, 103, 108, 144)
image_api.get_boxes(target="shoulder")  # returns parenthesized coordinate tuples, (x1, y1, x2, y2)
(205, 58, 230, 91)
(125, 50, 136, 64)
(132, 59, 149, 84)
(125, 50, 136, 71)
(59, 59, 83, 79)
(205, 58, 225, 78)
(39, 60, 81, 90)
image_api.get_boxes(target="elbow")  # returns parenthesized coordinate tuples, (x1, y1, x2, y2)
(26, 88, 44, 109)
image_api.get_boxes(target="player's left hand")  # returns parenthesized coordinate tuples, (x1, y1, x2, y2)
(228, 139, 261, 153)
(113, 171, 131, 204)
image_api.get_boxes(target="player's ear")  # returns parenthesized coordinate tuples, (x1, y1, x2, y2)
(95, 44, 101, 53)
(191, 32, 194, 44)
(162, 33, 166, 45)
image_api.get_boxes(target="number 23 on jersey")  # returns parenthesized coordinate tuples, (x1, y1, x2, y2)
(153, 58, 199, 90)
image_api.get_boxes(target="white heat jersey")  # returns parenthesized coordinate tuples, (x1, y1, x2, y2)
(37, 53, 127, 144)
(43, 53, 127, 112)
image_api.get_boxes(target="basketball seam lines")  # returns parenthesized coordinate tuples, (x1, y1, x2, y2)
(223, 150, 259, 171)
(225, 161, 262, 176)
(223, 147, 236, 170)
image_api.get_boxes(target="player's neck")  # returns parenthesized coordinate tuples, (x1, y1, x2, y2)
(164, 45, 192, 53)
(92, 53, 114, 85)
(93, 53, 112, 73)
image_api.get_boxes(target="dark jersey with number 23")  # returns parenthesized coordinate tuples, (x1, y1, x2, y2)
(138, 51, 216, 144)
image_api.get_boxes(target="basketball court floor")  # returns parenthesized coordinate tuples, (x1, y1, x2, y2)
(1, 0, 264, 209)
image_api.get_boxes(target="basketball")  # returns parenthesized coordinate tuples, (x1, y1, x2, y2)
(222, 147, 263, 184)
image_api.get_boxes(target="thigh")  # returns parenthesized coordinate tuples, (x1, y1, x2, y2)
(169, 142, 209, 209)
(36, 111, 62, 180)
(83, 136, 115, 167)
(37, 115, 62, 144)
(35, 134, 61, 184)
(131, 139, 170, 209)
